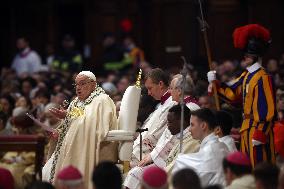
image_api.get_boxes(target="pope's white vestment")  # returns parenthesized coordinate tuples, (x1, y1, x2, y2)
(42, 87, 117, 189)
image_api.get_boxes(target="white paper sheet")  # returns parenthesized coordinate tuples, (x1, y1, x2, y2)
(26, 113, 55, 133)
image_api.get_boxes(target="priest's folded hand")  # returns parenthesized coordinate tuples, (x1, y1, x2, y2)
(138, 154, 152, 167)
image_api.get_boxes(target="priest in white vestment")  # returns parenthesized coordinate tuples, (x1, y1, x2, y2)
(124, 105, 200, 189)
(173, 108, 229, 187)
(169, 74, 200, 111)
(42, 71, 118, 189)
(134, 74, 200, 168)
(163, 74, 202, 173)
(131, 68, 176, 167)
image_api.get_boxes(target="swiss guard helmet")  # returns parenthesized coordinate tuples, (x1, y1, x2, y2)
(233, 24, 271, 57)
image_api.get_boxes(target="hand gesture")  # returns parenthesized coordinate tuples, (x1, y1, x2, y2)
(46, 130, 59, 140)
(49, 107, 67, 119)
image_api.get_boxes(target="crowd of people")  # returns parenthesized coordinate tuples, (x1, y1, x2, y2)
(0, 23, 284, 189)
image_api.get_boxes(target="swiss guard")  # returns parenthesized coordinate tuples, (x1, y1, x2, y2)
(207, 24, 276, 167)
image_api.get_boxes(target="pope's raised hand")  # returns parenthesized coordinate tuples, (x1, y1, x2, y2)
(49, 107, 67, 119)
(46, 130, 59, 140)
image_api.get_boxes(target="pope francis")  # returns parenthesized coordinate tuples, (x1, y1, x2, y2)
(42, 71, 118, 189)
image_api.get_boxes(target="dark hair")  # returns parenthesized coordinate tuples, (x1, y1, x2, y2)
(253, 162, 279, 189)
(17, 36, 29, 43)
(137, 87, 159, 124)
(0, 111, 8, 126)
(172, 168, 201, 189)
(215, 110, 233, 136)
(21, 77, 37, 88)
(145, 68, 170, 87)
(168, 104, 191, 122)
(203, 185, 222, 189)
(0, 94, 15, 116)
(34, 89, 50, 100)
(13, 112, 34, 129)
(222, 158, 251, 176)
(245, 37, 270, 57)
(25, 181, 55, 189)
(191, 108, 216, 130)
(92, 161, 122, 189)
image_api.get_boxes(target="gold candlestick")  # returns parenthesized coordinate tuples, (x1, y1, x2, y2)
(135, 69, 142, 88)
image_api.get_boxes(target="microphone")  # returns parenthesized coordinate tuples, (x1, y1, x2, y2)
(61, 100, 70, 109)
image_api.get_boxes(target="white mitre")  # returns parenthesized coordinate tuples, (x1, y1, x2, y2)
(77, 71, 96, 81)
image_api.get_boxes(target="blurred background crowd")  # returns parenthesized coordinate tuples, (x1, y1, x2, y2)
(1, 0, 284, 188)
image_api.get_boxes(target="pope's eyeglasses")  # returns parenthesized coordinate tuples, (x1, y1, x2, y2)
(72, 80, 94, 88)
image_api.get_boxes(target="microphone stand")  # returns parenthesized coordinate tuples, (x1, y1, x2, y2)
(179, 56, 188, 153)
(136, 128, 148, 161)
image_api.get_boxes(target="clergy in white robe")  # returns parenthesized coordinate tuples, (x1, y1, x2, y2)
(173, 108, 229, 187)
(42, 71, 118, 189)
(124, 105, 200, 189)
(152, 86, 201, 172)
(169, 74, 200, 111)
(219, 135, 237, 152)
(164, 73, 202, 173)
(214, 110, 237, 152)
(131, 68, 176, 167)
(131, 72, 200, 167)
(165, 129, 200, 174)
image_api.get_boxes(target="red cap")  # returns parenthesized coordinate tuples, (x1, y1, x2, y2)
(226, 152, 251, 166)
(142, 166, 167, 189)
(57, 165, 82, 181)
(0, 167, 14, 189)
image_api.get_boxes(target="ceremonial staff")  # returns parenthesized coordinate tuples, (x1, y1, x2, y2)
(197, 0, 220, 110)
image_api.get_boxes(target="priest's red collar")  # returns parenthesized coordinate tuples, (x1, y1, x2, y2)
(160, 91, 171, 105)
(184, 96, 199, 105)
